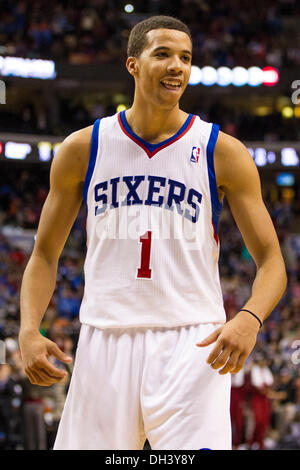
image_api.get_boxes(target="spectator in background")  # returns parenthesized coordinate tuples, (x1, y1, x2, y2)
(278, 410, 300, 449)
(0, 359, 24, 449)
(272, 368, 297, 442)
(230, 368, 247, 449)
(0, 364, 15, 449)
(57, 282, 81, 320)
(248, 354, 274, 449)
(21, 373, 47, 450)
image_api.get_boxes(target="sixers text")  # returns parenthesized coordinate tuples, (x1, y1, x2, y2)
(94, 175, 203, 224)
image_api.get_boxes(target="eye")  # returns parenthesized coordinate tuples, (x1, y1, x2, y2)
(182, 55, 191, 62)
(156, 51, 168, 57)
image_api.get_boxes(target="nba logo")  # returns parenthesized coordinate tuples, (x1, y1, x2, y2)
(190, 146, 200, 163)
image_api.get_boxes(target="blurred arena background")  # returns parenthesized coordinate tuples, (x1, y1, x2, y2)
(0, 0, 300, 451)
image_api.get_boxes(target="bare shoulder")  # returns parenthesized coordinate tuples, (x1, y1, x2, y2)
(51, 125, 93, 185)
(214, 130, 260, 194)
(63, 124, 93, 150)
(32, 125, 94, 260)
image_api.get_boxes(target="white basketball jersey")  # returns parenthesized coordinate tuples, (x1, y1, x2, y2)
(79, 111, 226, 328)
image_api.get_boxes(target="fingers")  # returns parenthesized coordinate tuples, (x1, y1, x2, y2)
(197, 318, 258, 375)
(206, 340, 224, 366)
(47, 341, 72, 364)
(25, 356, 69, 386)
(26, 368, 38, 385)
(207, 347, 247, 375)
(218, 351, 240, 375)
(197, 328, 238, 374)
(196, 327, 222, 347)
(21, 335, 73, 387)
(208, 347, 231, 371)
(230, 354, 248, 375)
(39, 366, 67, 383)
(26, 366, 67, 386)
(26, 369, 66, 387)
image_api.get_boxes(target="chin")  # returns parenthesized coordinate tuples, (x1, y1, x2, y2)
(157, 93, 182, 106)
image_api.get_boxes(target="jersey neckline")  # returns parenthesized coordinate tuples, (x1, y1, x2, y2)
(118, 111, 196, 159)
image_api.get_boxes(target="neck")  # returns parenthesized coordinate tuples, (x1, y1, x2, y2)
(125, 95, 189, 144)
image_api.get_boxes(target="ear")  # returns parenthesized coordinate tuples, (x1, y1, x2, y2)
(126, 57, 138, 77)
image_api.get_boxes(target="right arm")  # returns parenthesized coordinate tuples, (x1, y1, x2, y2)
(19, 126, 92, 386)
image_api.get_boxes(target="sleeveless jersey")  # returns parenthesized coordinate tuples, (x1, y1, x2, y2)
(79, 111, 226, 328)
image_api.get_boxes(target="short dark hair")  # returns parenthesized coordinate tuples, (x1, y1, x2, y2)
(127, 15, 192, 58)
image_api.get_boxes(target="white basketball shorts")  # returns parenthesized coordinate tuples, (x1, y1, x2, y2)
(53, 322, 232, 450)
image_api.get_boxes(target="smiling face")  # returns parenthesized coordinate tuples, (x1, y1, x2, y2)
(126, 28, 192, 109)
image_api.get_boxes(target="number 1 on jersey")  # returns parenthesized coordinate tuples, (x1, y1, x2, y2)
(137, 231, 152, 279)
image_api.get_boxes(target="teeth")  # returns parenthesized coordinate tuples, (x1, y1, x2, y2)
(162, 81, 181, 87)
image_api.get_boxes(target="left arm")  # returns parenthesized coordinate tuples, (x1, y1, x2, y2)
(197, 131, 287, 374)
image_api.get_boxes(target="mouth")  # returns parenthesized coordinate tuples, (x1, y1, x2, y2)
(160, 80, 182, 91)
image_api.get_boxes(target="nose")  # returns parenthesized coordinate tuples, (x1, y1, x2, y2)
(166, 55, 183, 74)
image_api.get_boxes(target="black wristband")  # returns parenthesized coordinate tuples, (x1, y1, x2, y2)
(239, 309, 263, 328)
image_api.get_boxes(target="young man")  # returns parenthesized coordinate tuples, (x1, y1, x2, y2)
(19, 16, 287, 450)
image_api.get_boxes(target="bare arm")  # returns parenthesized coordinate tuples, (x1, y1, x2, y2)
(197, 131, 287, 374)
(19, 126, 92, 386)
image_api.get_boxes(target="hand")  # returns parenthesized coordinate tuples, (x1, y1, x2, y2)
(196, 312, 260, 375)
(19, 330, 73, 386)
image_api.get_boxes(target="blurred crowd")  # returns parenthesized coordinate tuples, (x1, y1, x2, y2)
(0, 0, 299, 452)
(0, 0, 299, 67)
(0, 167, 299, 449)
(1, 0, 300, 141)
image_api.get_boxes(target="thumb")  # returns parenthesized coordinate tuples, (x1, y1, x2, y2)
(196, 328, 222, 347)
(47, 340, 73, 363)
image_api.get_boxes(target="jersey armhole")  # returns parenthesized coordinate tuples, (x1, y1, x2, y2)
(207, 123, 223, 241)
(83, 118, 101, 206)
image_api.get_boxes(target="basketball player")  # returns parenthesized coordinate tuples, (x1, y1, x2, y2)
(18, 16, 287, 450)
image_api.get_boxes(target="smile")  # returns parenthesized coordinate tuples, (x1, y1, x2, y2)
(160, 80, 182, 90)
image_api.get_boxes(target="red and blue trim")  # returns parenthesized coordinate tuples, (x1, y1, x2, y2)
(83, 118, 101, 206)
(207, 123, 223, 244)
(118, 111, 196, 159)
